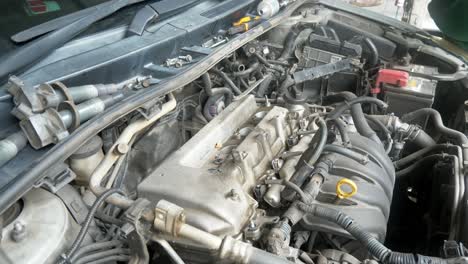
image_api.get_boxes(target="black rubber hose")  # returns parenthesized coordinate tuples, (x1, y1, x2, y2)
(322, 144, 369, 164)
(401, 108, 468, 148)
(396, 154, 446, 178)
(211, 69, 242, 95)
(282, 119, 328, 200)
(232, 62, 260, 77)
(278, 28, 313, 61)
(256, 72, 273, 97)
(254, 53, 284, 73)
(297, 203, 447, 264)
(328, 97, 388, 120)
(278, 30, 299, 61)
(330, 118, 351, 146)
(393, 144, 455, 170)
(202, 73, 213, 96)
(412, 129, 437, 148)
(365, 114, 393, 153)
(366, 115, 436, 149)
(304, 118, 328, 166)
(363, 37, 379, 67)
(58, 188, 126, 264)
(331, 92, 383, 145)
(282, 162, 314, 201)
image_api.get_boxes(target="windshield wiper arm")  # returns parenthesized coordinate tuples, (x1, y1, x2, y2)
(128, 0, 201, 36)
(11, 1, 116, 43)
(11, 1, 114, 43)
(0, 0, 146, 82)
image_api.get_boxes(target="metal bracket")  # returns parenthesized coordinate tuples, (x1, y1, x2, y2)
(292, 58, 355, 84)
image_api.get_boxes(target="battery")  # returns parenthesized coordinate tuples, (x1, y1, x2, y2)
(383, 65, 438, 125)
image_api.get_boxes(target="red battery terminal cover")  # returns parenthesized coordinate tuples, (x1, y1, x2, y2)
(371, 69, 409, 94)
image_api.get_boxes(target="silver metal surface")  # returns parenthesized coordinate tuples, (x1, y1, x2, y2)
(1, 188, 79, 264)
(138, 95, 291, 236)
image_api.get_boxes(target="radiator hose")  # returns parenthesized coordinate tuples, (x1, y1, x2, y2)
(297, 203, 448, 264)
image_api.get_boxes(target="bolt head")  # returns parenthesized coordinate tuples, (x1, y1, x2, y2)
(114, 143, 129, 155)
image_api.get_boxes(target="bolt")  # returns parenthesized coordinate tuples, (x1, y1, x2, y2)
(11, 221, 26, 242)
(114, 143, 129, 155)
(178, 55, 192, 62)
(175, 61, 184, 68)
(249, 220, 257, 230)
(248, 47, 256, 54)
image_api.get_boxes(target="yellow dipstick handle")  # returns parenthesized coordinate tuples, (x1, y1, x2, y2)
(336, 178, 358, 199)
(233, 16, 260, 26)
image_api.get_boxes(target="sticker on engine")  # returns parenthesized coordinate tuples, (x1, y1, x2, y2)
(24, 0, 61, 16)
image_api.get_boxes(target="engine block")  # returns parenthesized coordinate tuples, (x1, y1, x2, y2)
(138, 95, 395, 242)
(138, 95, 291, 236)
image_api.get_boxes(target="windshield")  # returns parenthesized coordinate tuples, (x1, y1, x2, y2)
(0, 0, 143, 54)
(0, 0, 109, 38)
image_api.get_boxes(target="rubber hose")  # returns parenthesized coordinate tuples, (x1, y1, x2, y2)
(211, 69, 242, 95)
(232, 62, 260, 77)
(256, 73, 274, 97)
(278, 28, 313, 61)
(363, 37, 379, 67)
(330, 118, 351, 146)
(281, 162, 314, 200)
(367, 115, 436, 148)
(365, 114, 393, 153)
(282, 119, 328, 200)
(396, 154, 446, 178)
(412, 129, 437, 148)
(297, 203, 447, 264)
(401, 108, 468, 147)
(393, 144, 454, 170)
(331, 92, 383, 146)
(278, 30, 299, 61)
(58, 188, 126, 264)
(305, 118, 328, 166)
(202, 73, 213, 97)
(328, 97, 388, 120)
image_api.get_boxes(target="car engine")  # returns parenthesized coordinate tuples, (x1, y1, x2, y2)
(1, 1, 468, 264)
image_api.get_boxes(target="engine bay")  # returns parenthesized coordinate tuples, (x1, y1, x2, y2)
(1, 1, 468, 263)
